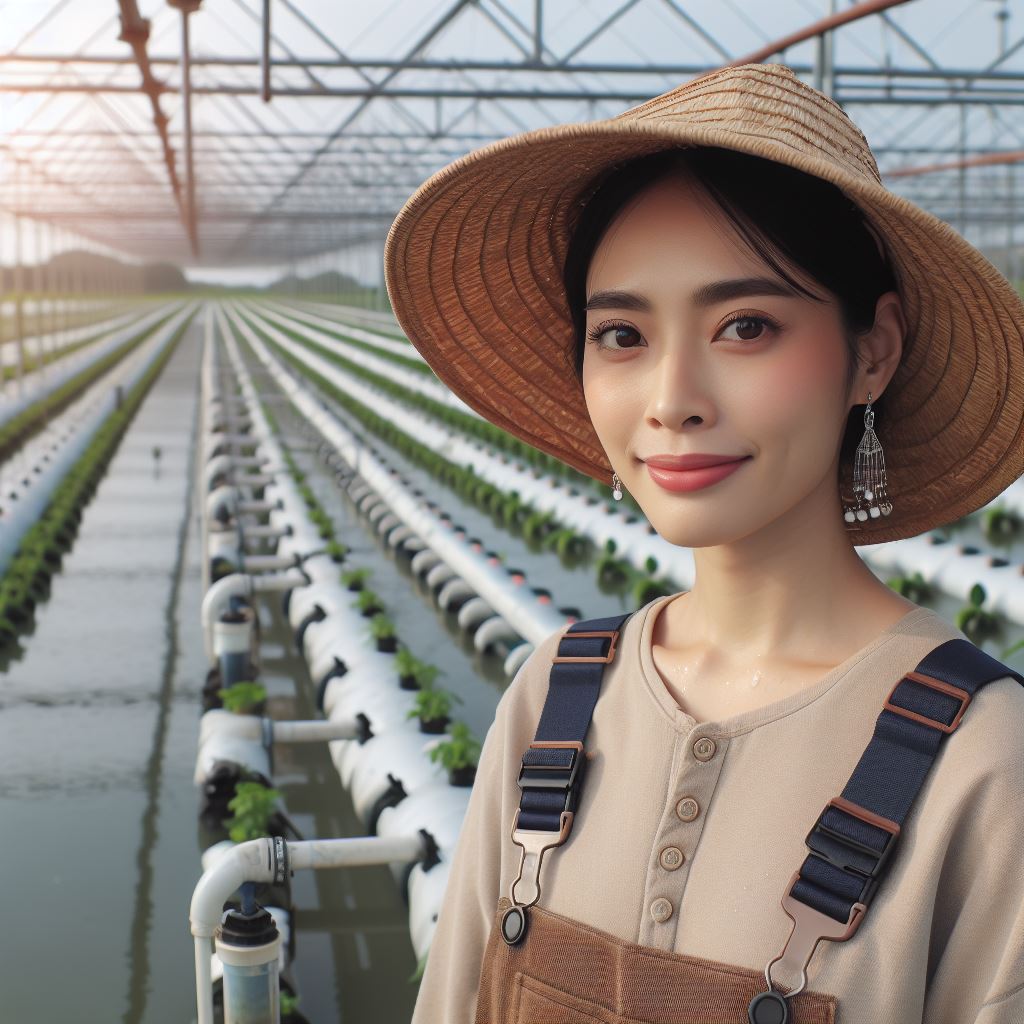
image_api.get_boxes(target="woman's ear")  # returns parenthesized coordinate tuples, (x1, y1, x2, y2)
(854, 290, 905, 403)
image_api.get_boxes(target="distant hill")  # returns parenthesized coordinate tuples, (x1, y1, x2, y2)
(266, 269, 377, 297)
(0, 249, 190, 293)
(0, 249, 385, 301)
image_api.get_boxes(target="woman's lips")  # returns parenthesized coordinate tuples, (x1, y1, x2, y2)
(645, 456, 751, 493)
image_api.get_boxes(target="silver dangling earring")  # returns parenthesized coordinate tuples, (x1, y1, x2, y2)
(843, 391, 893, 524)
(611, 472, 623, 501)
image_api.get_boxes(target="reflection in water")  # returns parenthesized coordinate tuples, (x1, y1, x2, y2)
(122, 355, 200, 1024)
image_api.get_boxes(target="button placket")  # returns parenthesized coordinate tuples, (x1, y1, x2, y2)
(638, 734, 727, 948)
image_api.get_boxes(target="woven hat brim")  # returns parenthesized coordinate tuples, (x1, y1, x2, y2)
(384, 118, 1024, 546)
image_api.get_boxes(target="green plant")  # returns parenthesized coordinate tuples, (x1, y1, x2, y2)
(395, 647, 418, 675)
(407, 686, 462, 722)
(355, 588, 383, 613)
(413, 661, 441, 688)
(368, 612, 396, 639)
(596, 552, 631, 586)
(280, 991, 299, 1017)
(224, 781, 280, 842)
(886, 571, 933, 604)
(428, 721, 481, 771)
(409, 951, 428, 984)
(956, 583, 1000, 644)
(325, 540, 348, 562)
(633, 577, 675, 605)
(548, 527, 589, 558)
(341, 566, 372, 589)
(218, 680, 267, 714)
(982, 505, 1022, 542)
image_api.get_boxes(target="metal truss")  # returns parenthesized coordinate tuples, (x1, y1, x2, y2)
(2, 0, 1024, 275)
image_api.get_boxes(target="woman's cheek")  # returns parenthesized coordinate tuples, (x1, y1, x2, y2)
(582, 368, 623, 456)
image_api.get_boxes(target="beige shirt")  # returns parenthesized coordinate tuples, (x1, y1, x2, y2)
(411, 594, 1024, 1023)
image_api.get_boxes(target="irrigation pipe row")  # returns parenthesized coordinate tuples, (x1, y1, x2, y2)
(239, 300, 1024, 628)
(0, 302, 198, 574)
(193, 311, 476, 1024)
(0, 300, 186, 430)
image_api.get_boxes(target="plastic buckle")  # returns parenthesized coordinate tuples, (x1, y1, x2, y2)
(805, 796, 900, 899)
(552, 629, 620, 664)
(883, 670, 971, 734)
(517, 740, 585, 812)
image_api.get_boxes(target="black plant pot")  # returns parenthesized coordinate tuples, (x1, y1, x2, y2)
(376, 636, 397, 653)
(419, 715, 450, 734)
(448, 765, 477, 787)
(359, 604, 384, 618)
(399, 674, 421, 690)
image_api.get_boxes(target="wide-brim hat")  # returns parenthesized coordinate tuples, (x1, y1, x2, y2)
(383, 62, 1024, 546)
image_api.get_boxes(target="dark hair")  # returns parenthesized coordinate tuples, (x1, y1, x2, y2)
(562, 146, 898, 414)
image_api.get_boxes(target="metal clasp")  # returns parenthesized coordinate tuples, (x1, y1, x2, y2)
(508, 807, 573, 908)
(764, 870, 866, 998)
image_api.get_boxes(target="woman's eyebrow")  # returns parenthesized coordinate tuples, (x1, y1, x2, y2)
(584, 277, 801, 312)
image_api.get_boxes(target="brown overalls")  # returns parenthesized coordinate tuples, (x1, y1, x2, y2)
(474, 894, 836, 1023)
(467, 610, 1019, 1023)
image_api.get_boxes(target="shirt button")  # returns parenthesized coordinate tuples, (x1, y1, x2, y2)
(659, 846, 685, 870)
(693, 737, 717, 761)
(650, 897, 674, 923)
(676, 796, 700, 821)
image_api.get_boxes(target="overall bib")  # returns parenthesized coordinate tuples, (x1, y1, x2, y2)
(471, 610, 1023, 1024)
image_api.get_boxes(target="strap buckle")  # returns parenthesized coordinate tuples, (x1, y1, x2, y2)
(805, 795, 900, 895)
(516, 740, 585, 811)
(883, 669, 971, 734)
(552, 629, 620, 664)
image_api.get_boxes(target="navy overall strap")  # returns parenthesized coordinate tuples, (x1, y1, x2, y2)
(792, 637, 1024, 926)
(515, 609, 637, 832)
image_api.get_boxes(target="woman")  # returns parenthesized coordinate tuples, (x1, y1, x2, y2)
(384, 64, 1024, 1023)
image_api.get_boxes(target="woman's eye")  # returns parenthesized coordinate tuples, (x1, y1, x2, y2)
(717, 315, 776, 342)
(585, 322, 644, 351)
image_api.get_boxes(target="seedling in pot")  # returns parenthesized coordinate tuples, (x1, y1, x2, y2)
(957, 583, 1000, 645)
(325, 540, 349, 563)
(341, 566, 372, 591)
(355, 588, 384, 617)
(218, 680, 267, 715)
(407, 684, 462, 733)
(428, 720, 482, 786)
(395, 647, 421, 689)
(224, 781, 281, 843)
(368, 612, 398, 652)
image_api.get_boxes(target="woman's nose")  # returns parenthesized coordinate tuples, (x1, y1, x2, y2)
(644, 341, 716, 430)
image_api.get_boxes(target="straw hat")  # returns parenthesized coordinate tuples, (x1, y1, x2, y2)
(383, 62, 1024, 546)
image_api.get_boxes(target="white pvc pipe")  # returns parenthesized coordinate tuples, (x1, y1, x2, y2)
(201, 574, 253, 660)
(201, 569, 306, 660)
(190, 838, 279, 938)
(271, 718, 360, 743)
(198, 709, 359, 745)
(195, 936, 214, 1024)
(287, 833, 425, 871)
(242, 554, 296, 572)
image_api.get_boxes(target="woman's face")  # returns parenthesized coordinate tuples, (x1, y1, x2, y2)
(581, 174, 860, 550)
